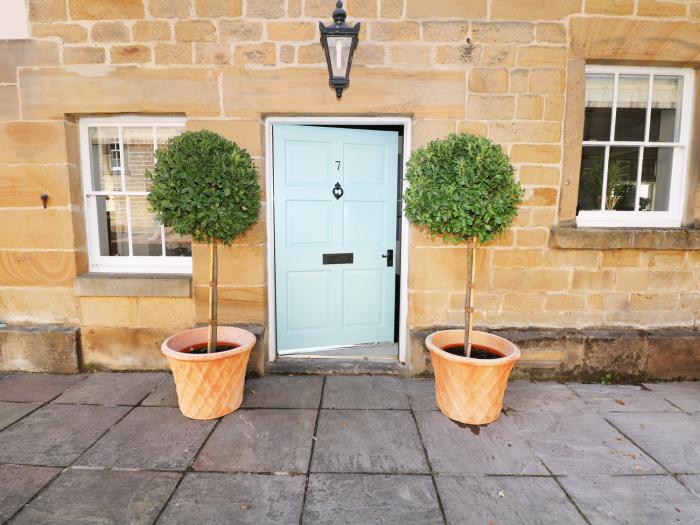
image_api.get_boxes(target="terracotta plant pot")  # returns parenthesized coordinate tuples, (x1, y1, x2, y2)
(161, 326, 255, 420)
(426, 329, 520, 425)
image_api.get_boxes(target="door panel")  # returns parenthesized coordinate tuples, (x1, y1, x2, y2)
(274, 124, 399, 353)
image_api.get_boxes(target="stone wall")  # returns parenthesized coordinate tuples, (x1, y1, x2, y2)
(1, 0, 699, 375)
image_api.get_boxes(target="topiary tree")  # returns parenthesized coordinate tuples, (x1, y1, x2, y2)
(147, 130, 260, 353)
(404, 133, 522, 357)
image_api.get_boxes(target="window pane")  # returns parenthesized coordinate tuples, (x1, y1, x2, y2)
(577, 146, 606, 211)
(165, 227, 192, 257)
(123, 127, 155, 192)
(96, 196, 129, 256)
(639, 147, 673, 212)
(326, 36, 352, 78)
(130, 196, 163, 256)
(156, 127, 184, 150)
(649, 76, 682, 143)
(89, 127, 121, 191)
(606, 147, 639, 211)
(615, 75, 649, 142)
(583, 74, 614, 141)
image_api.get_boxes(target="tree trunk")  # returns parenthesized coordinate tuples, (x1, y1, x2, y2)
(464, 239, 477, 357)
(207, 238, 218, 354)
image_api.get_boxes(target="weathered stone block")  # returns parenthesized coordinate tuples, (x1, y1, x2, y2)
(518, 46, 567, 67)
(473, 22, 533, 44)
(90, 21, 130, 42)
(247, 0, 284, 17)
(0, 87, 19, 121)
(138, 298, 194, 329)
(422, 21, 468, 42)
(222, 67, 466, 119)
(491, 0, 581, 20)
(535, 23, 566, 44)
(637, 0, 687, 17)
(149, 0, 191, 17)
(29, 0, 67, 21)
(0, 252, 78, 287)
(65, 44, 105, 65)
(19, 67, 220, 119)
(516, 95, 543, 119)
(369, 21, 420, 41)
(389, 45, 431, 65)
(195, 0, 242, 17)
(528, 68, 566, 94)
(80, 327, 170, 370)
(219, 20, 262, 41)
(68, 0, 144, 19)
(467, 95, 514, 119)
(0, 287, 78, 325)
(380, 0, 402, 17)
(192, 245, 265, 287)
(510, 145, 561, 164)
(406, 0, 485, 18)
(490, 122, 561, 144)
(110, 45, 151, 64)
(154, 44, 193, 65)
(584, 0, 633, 14)
(0, 324, 79, 373)
(469, 68, 509, 93)
(267, 22, 316, 41)
(570, 17, 700, 65)
(79, 297, 139, 327)
(175, 20, 216, 42)
(0, 41, 59, 83)
(132, 21, 170, 42)
(234, 43, 277, 65)
(480, 45, 516, 67)
(193, 285, 265, 324)
(297, 44, 325, 64)
(195, 43, 230, 65)
(32, 23, 87, 42)
(186, 119, 263, 157)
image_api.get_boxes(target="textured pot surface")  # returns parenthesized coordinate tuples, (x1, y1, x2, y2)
(161, 326, 255, 420)
(426, 329, 520, 425)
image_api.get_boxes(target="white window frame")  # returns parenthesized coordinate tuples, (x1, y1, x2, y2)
(79, 116, 191, 274)
(576, 65, 695, 229)
(0, 0, 29, 40)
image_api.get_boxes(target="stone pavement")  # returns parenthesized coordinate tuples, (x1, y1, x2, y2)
(0, 372, 698, 524)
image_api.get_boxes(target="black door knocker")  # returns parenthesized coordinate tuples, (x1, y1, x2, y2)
(332, 182, 344, 200)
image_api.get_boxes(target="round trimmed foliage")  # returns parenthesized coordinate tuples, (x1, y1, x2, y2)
(147, 130, 260, 245)
(404, 133, 522, 244)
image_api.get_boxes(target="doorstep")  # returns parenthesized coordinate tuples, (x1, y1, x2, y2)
(268, 356, 406, 376)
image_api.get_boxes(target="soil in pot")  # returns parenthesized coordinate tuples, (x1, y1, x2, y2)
(183, 342, 240, 355)
(442, 343, 503, 360)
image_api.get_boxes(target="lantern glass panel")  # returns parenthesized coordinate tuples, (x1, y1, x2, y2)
(326, 35, 352, 78)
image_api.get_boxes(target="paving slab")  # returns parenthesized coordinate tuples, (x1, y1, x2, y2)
(0, 464, 61, 523)
(568, 383, 680, 412)
(606, 412, 700, 473)
(403, 378, 437, 410)
(509, 411, 663, 476)
(194, 409, 316, 473)
(322, 376, 410, 409)
(312, 409, 428, 474)
(141, 376, 179, 407)
(504, 381, 588, 413)
(242, 375, 324, 409)
(0, 401, 41, 431)
(11, 468, 180, 525)
(415, 411, 546, 475)
(75, 407, 216, 470)
(642, 382, 700, 413)
(303, 473, 442, 524)
(0, 373, 84, 403)
(0, 403, 130, 466)
(437, 476, 586, 525)
(53, 372, 165, 405)
(559, 475, 700, 525)
(158, 472, 305, 524)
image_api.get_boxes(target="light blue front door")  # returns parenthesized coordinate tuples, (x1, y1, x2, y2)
(273, 125, 399, 353)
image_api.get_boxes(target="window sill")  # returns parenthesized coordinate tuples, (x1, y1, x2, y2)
(74, 273, 192, 298)
(549, 224, 700, 250)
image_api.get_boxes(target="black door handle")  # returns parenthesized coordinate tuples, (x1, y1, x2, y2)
(382, 249, 393, 267)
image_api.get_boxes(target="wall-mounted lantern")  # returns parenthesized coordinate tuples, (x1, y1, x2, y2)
(319, 1, 360, 99)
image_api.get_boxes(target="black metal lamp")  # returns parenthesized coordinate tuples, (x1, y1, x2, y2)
(319, 1, 360, 99)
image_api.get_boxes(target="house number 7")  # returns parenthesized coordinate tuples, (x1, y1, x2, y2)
(335, 161, 341, 171)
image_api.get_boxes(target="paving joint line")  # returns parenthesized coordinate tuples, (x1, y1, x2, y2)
(542, 463, 592, 525)
(409, 407, 448, 525)
(299, 375, 326, 525)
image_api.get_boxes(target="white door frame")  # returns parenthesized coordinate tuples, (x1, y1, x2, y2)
(265, 116, 412, 364)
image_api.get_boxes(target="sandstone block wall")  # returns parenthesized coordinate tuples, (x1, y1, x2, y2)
(1, 0, 699, 373)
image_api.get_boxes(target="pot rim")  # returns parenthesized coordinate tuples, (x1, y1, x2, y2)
(426, 329, 520, 367)
(161, 326, 255, 362)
